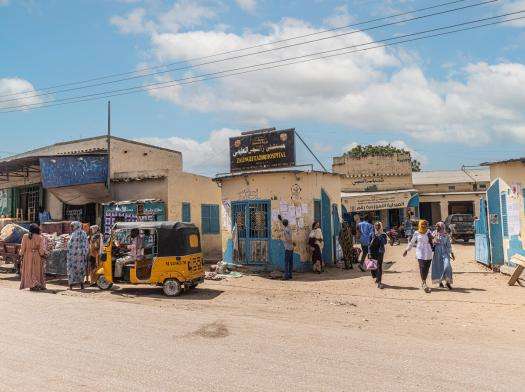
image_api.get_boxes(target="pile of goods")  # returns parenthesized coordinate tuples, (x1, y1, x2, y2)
(42, 233, 70, 252)
(0, 223, 29, 244)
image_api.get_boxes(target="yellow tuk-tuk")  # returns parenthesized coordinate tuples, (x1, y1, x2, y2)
(96, 221, 204, 296)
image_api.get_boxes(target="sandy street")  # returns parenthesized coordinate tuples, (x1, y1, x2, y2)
(0, 243, 524, 391)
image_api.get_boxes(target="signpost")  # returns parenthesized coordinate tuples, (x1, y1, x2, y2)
(229, 128, 296, 172)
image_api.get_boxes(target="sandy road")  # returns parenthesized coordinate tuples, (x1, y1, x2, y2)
(0, 243, 524, 391)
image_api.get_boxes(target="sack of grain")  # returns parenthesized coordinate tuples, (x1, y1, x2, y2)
(0, 223, 29, 244)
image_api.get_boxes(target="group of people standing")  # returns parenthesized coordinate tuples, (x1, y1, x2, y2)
(349, 215, 455, 292)
(18, 222, 101, 292)
(291, 213, 455, 293)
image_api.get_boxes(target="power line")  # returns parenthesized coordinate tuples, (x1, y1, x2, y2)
(0, 0, 496, 104)
(1, 12, 522, 114)
(0, 0, 494, 100)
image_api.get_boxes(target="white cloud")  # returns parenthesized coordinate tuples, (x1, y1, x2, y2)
(323, 5, 354, 28)
(138, 128, 240, 174)
(111, 1, 217, 35)
(0, 0, 9, 6)
(501, 1, 525, 27)
(110, 7, 525, 147)
(235, 0, 257, 13)
(110, 8, 151, 34)
(158, 0, 216, 33)
(0, 78, 44, 110)
(313, 143, 333, 153)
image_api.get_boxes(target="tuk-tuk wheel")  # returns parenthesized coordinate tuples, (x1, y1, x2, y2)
(163, 279, 182, 297)
(96, 275, 113, 290)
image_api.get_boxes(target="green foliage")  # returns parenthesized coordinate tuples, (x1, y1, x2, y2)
(344, 144, 422, 172)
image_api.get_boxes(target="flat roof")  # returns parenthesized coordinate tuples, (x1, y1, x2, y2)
(214, 167, 342, 180)
(0, 135, 180, 165)
(341, 189, 416, 198)
(480, 157, 525, 166)
(412, 168, 490, 185)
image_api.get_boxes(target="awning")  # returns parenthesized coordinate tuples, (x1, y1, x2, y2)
(341, 189, 418, 212)
(48, 183, 111, 205)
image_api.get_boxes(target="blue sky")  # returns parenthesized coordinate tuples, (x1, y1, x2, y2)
(1, 0, 524, 174)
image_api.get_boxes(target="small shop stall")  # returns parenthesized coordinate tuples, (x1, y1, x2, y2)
(102, 200, 166, 238)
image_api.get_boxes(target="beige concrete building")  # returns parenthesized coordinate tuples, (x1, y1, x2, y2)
(0, 136, 221, 259)
(215, 169, 342, 271)
(413, 168, 490, 224)
(333, 152, 417, 228)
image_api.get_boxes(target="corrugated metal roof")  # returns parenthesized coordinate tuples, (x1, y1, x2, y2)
(412, 168, 490, 185)
(480, 157, 525, 166)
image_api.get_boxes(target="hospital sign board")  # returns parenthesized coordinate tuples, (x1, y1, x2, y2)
(229, 129, 296, 172)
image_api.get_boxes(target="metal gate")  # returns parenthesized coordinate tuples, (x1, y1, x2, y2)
(231, 201, 270, 264)
(487, 180, 504, 265)
(475, 198, 491, 265)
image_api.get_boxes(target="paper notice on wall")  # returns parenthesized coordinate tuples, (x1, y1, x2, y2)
(507, 197, 521, 236)
(295, 206, 302, 218)
(271, 209, 279, 222)
(288, 206, 296, 219)
(222, 200, 232, 230)
(297, 217, 304, 229)
(301, 203, 308, 215)
(280, 201, 288, 214)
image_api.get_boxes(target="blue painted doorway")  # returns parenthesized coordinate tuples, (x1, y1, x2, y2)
(475, 198, 491, 266)
(321, 189, 333, 264)
(487, 180, 504, 265)
(231, 200, 271, 265)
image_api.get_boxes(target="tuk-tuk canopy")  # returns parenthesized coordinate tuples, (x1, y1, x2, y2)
(112, 221, 201, 256)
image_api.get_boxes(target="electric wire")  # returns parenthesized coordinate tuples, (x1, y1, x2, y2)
(1, 12, 522, 113)
(0, 0, 496, 100)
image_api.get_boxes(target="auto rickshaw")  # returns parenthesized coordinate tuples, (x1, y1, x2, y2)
(95, 221, 204, 296)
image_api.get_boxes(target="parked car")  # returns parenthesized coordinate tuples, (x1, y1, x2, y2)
(445, 214, 475, 243)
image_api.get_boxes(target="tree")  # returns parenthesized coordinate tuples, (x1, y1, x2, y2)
(411, 159, 422, 172)
(344, 144, 422, 172)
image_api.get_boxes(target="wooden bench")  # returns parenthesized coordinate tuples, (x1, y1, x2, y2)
(508, 254, 525, 286)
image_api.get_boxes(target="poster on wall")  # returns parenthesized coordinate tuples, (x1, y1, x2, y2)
(229, 128, 295, 172)
(507, 196, 521, 236)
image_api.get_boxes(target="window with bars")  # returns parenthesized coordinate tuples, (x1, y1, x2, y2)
(201, 204, 220, 234)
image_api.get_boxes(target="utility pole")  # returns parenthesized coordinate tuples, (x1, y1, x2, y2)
(107, 101, 111, 191)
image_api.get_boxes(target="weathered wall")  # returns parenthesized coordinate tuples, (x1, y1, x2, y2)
(167, 172, 222, 260)
(419, 193, 484, 221)
(218, 171, 341, 271)
(489, 162, 525, 266)
(45, 191, 63, 220)
(415, 182, 488, 193)
(333, 153, 413, 192)
(112, 178, 168, 203)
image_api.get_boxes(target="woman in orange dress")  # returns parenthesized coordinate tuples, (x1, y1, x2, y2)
(19, 223, 48, 291)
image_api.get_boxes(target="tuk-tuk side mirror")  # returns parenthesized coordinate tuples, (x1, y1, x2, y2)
(100, 253, 107, 262)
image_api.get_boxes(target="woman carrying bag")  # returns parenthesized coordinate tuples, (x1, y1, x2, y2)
(367, 222, 388, 289)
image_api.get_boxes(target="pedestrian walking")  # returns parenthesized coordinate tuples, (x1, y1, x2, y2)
(403, 220, 434, 293)
(339, 221, 354, 269)
(309, 221, 324, 273)
(19, 223, 47, 291)
(357, 215, 374, 272)
(280, 217, 295, 280)
(87, 225, 101, 285)
(369, 222, 388, 289)
(66, 221, 89, 290)
(431, 222, 455, 289)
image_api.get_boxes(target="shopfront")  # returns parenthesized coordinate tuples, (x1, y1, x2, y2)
(216, 127, 342, 272)
(341, 189, 419, 229)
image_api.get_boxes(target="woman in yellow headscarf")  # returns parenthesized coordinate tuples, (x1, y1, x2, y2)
(403, 219, 434, 293)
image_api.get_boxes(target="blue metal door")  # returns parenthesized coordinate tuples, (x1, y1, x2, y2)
(487, 180, 504, 265)
(321, 189, 333, 264)
(231, 201, 270, 264)
(475, 198, 491, 265)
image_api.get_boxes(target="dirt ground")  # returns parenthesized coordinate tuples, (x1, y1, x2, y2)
(0, 243, 524, 391)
